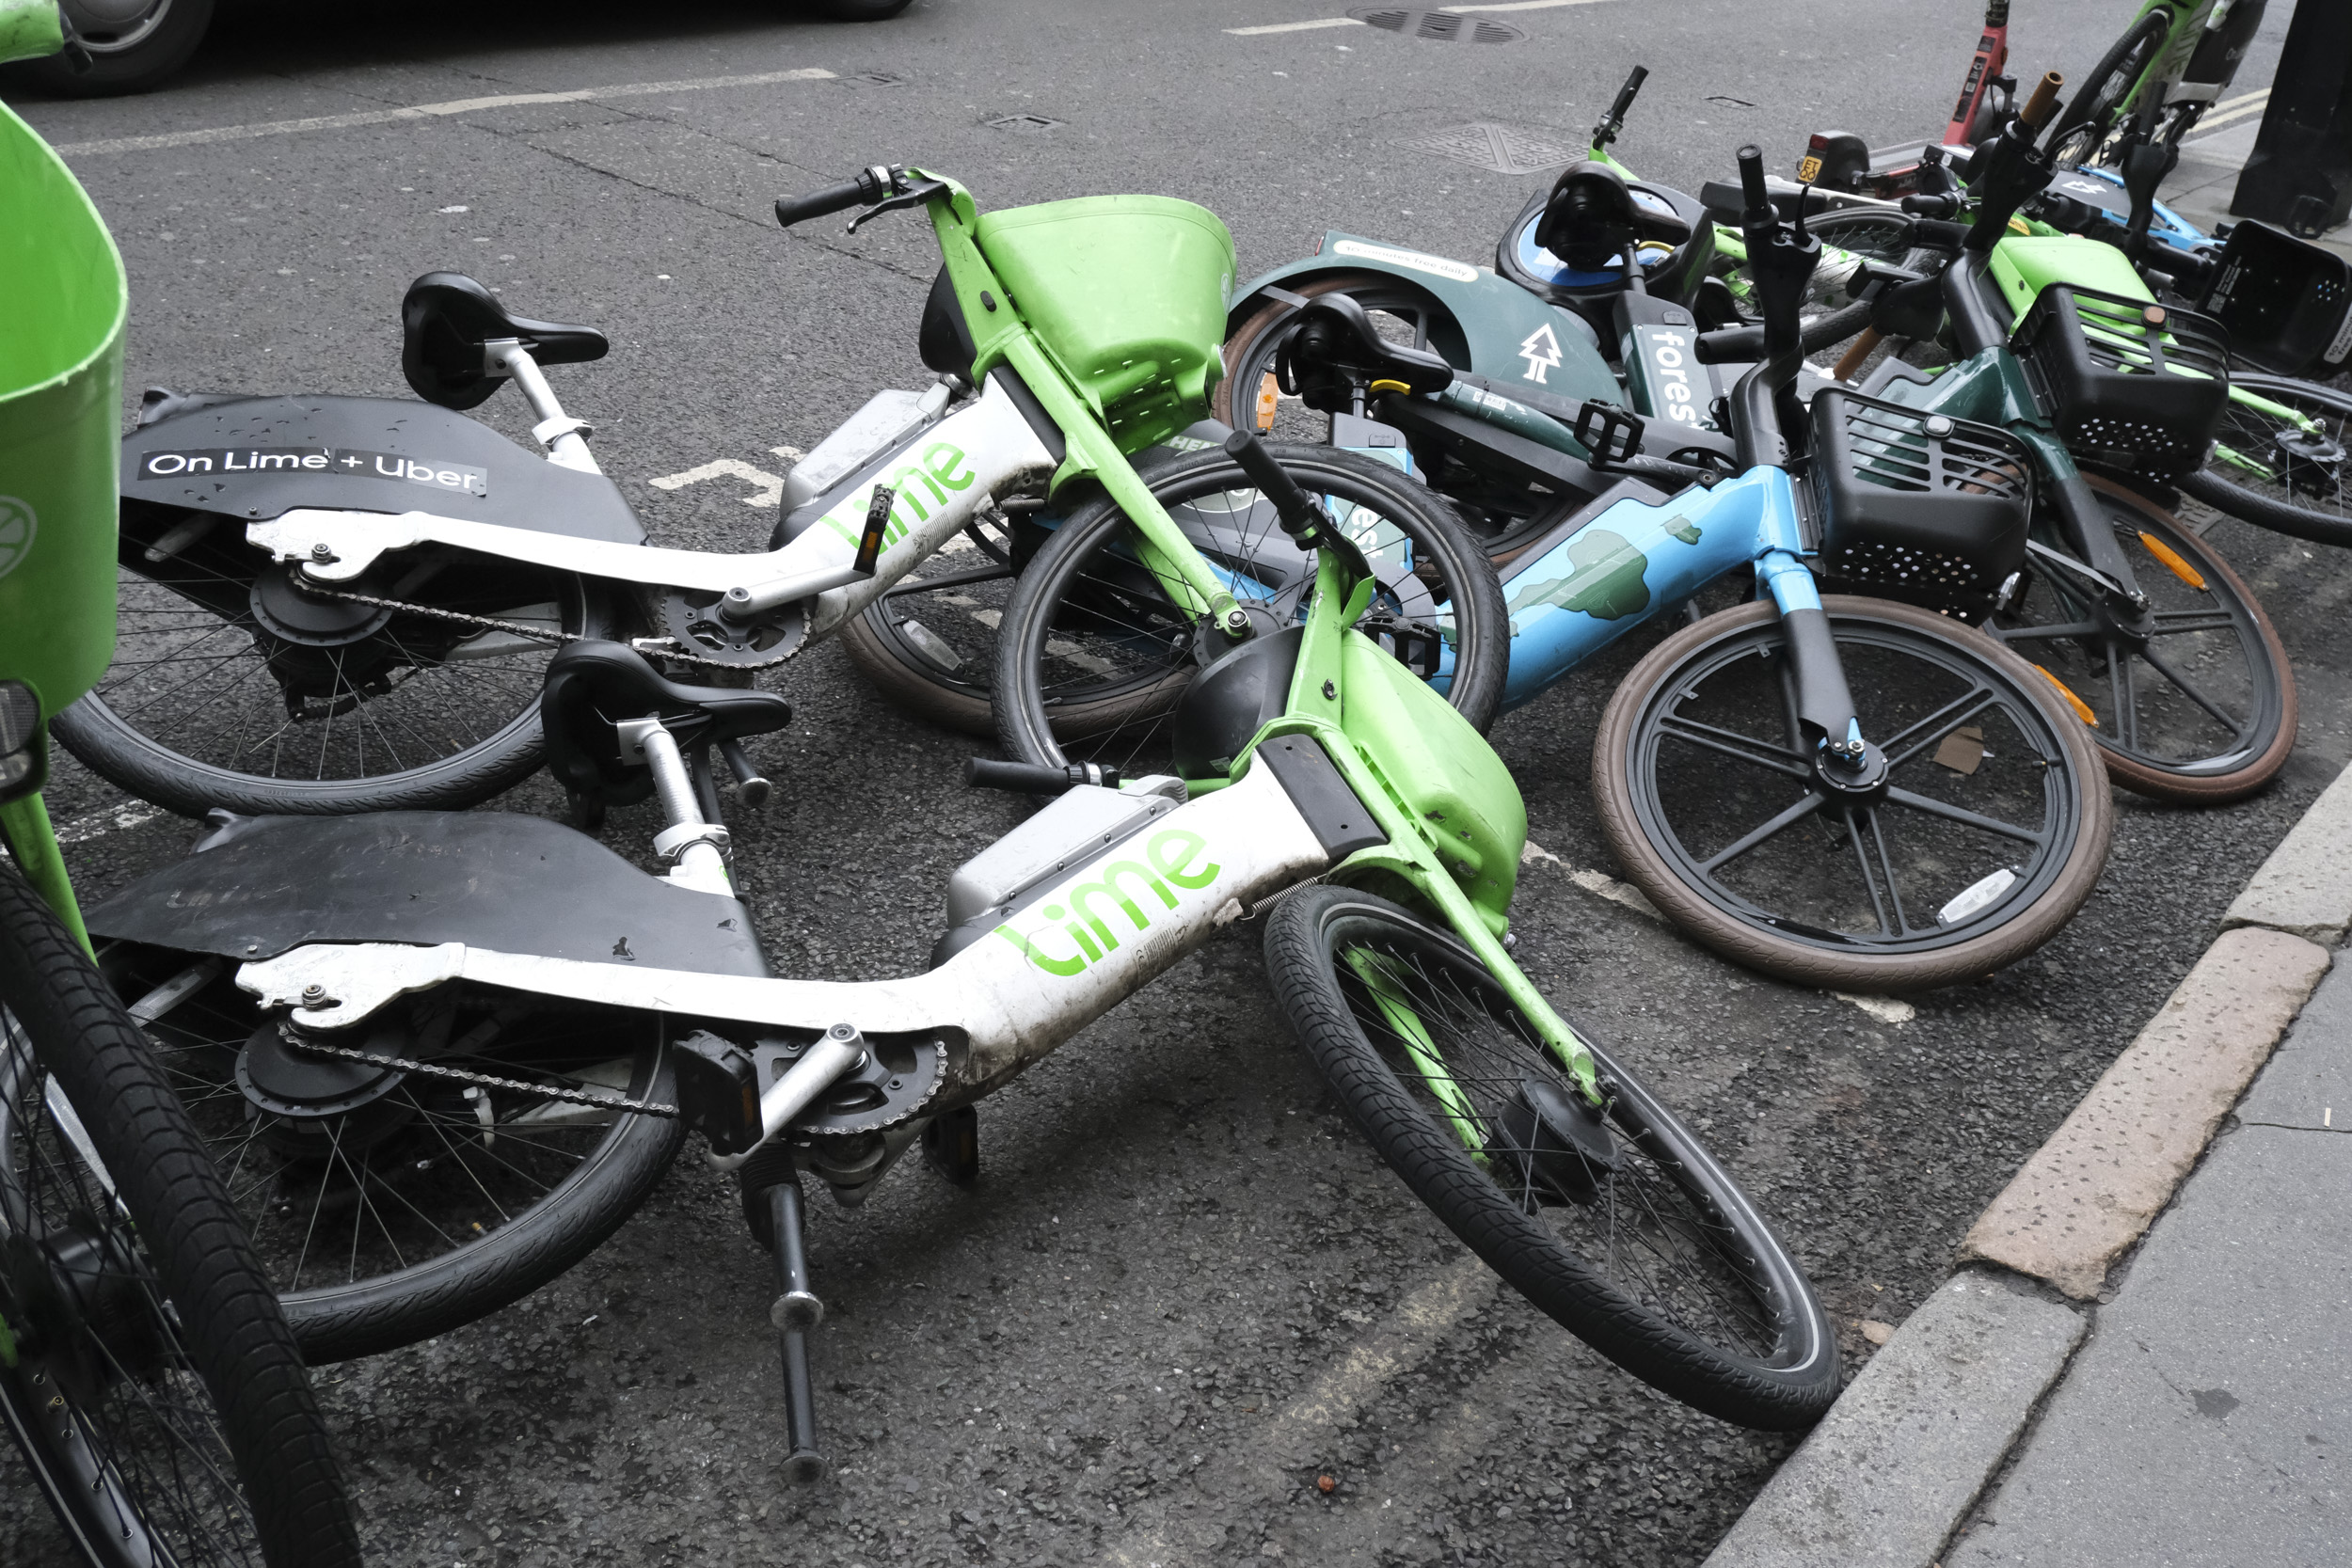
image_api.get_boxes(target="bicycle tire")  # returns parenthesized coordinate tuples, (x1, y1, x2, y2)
(2177, 373, 2352, 548)
(1262, 884, 1840, 1431)
(0, 861, 359, 1567)
(834, 513, 1023, 737)
(1592, 594, 2113, 991)
(1215, 273, 1466, 439)
(101, 947, 688, 1365)
(52, 533, 613, 816)
(2046, 9, 2176, 168)
(1992, 476, 2296, 803)
(992, 443, 1509, 773)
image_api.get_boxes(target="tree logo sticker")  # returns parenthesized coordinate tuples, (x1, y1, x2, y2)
(0, 498, 34, 582)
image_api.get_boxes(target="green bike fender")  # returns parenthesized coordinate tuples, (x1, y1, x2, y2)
(1230, 233, 1621, 407)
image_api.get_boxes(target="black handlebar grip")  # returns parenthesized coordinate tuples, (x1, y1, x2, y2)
(774, 178, 872, 230)
(1221, 430, 1322, 534)
(1737, 145, 1772, 216)
(1693, 324, 1768, 365)
(964, 758, 1124, 795)
(1608, 65, 1650, 125)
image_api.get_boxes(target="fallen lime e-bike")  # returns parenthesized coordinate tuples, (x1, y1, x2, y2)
(62, 165, 1505, 816)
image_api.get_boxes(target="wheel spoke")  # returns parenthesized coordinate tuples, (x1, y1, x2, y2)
(2137, 643, 2250, 738)
(1879, 688, 2000, 768)
(1881, 785, 2047, 847)
(1698, 791, 1828, 874)
(1655, 714, 1812, 779)
(1989, 619, 2103, 643)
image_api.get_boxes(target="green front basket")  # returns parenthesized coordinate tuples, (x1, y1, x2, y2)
(975, 195, 1236, 453)
(0, 97, 126, 721)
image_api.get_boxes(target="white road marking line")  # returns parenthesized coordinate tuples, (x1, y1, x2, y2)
(54, 803, 166, 845)
(1521, 839, 1661, 921)
(647, 457, 787, 508)
(2185, 89, 2269, 139)
(1225, 17, 1366, 34)
(1444, 0, 1617, 11)
(1832, 991, 1916, 1026)
(646, 447, 803, 508)
(52, 68, 835, 158)
(1103, 1257, 1496, 1567)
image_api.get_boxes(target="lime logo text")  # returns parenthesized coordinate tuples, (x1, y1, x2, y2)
(822, 440, 977, 555)
(993, 828, 1221, 976)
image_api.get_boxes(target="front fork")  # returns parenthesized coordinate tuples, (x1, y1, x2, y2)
(1754, 550, 1871, 764)
(0, 795, 88, 955)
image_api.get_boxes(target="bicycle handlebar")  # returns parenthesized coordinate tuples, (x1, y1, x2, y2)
(774, 166, 893, 229)
(1222, 430, 1326, 539)
(965, 758, 1123, 796)
(1597, 65, 1649, 142)
(1736, 144, 1772, 223)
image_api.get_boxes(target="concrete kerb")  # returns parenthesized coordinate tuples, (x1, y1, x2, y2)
(1703, 760, 2352, 1568)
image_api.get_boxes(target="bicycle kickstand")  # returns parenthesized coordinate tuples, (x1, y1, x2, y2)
(763, 1175, 829, 1483)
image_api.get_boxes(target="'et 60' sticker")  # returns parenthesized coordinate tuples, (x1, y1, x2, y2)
(135, 447, 489, 499)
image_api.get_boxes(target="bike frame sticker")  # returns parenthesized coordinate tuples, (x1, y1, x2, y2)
(1329, 239, 1480, 284)
(135, 447, 490, 498)
(0, 497, 32, 581)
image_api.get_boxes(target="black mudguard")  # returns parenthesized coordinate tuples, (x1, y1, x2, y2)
(120, 393, 645, 544)
(85, 811, 769, 977)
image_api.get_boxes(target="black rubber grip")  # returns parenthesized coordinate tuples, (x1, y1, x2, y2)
(1694, 324, 1767, 365)
(965, 758, 1124, 795)
(774, 180, 871, 229)
(1737, 145, 1771, 214)
(1221, 430, 1321, 535)
(1607, 66, 1649, 125)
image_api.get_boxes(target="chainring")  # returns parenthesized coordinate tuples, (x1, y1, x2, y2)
(659, 586, 809, 668)
(755, 1035, 947, 1135)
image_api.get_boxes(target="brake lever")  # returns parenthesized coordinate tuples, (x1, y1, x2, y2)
(846, 179, 950, 234)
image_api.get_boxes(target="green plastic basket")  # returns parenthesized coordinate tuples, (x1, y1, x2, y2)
(0, 96, 125, 720)
(976, 195, 1235, 453)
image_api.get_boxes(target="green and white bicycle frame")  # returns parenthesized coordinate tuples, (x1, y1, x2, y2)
(232, 534, 1597, 1171)
(237, 168, 1285, 686)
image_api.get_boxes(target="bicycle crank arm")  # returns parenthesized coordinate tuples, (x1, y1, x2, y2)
(244, 376, 1056, 639)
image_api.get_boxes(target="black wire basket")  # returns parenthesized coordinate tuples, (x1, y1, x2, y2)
(2011, 284, 2231, 482)
(1807, 389, 2032, 620)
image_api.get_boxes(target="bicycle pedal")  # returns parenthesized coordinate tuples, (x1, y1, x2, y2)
(922, 1104, 979, 1187)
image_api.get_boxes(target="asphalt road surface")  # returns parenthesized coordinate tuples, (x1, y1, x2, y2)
(0, 3, 2324, 1565)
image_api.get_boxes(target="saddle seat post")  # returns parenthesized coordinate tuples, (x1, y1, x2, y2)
(482, 337, 600, 474)
(612, 716, 733, 895)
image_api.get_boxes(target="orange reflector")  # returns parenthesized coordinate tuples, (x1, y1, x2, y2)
(1254, 372, 1279, 433)
(2137, 531, 2206, 590)
(2033, 664, 2099, 727)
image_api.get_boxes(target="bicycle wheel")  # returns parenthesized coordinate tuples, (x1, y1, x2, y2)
(1263, 884, 1840, 1431)
(101, 941, 683, 1363)
(1592, 594, 2113, 991)
(52, 507, 614, 816)
(0, 863, 359, 1567)
(1215, 273, 1468, 443)
(992, 442, 1508, 776)
(836, 510, 1022, 736)
(2046, 9, 2175, 170)
(1989, 477, 2295, 802)
(2177, 374, 2352, 547)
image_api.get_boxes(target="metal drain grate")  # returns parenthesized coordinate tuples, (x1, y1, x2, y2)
(984, 112, 1066, 133)
(1401, 121, 1577, 175)
(1349, 8, 1528, 43)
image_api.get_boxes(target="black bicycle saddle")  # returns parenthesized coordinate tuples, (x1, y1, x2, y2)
(1276, 292, 1454, 412)
(541, 641, 793, 806)
(401, 272, 610, 410)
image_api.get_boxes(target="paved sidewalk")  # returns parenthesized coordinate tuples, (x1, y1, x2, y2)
(2162, 116, 2352, 263)
(1941, 954, 2352, 1567)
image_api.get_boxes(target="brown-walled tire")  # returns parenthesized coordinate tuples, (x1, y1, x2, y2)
(2063, 475, 2296, 805)
(1591, 594, 2114, 993)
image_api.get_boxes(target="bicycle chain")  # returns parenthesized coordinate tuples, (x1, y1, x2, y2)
(279, 1028, 679, 1118)
(306, 584, 799, 674)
